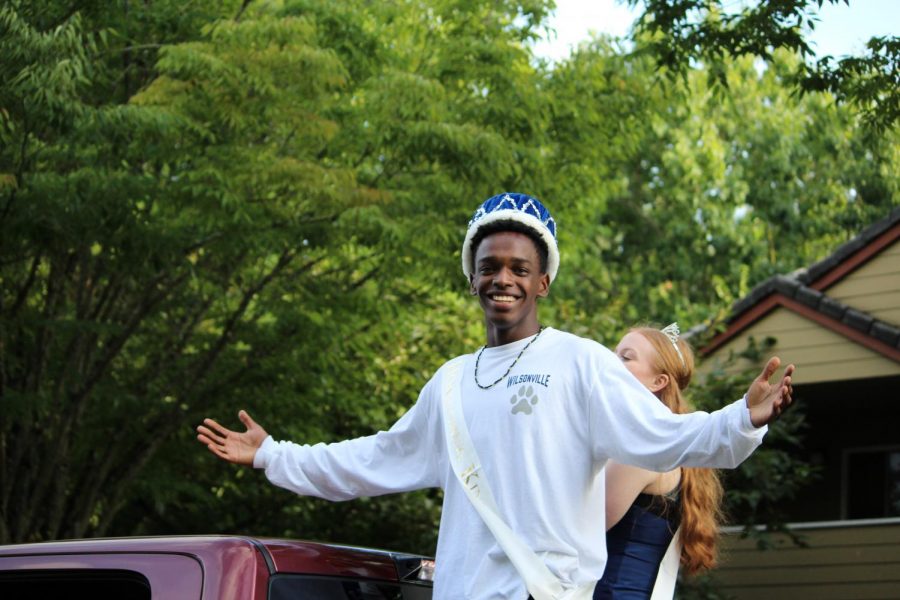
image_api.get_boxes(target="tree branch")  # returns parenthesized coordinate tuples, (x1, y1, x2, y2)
(8, 254, 41, 318)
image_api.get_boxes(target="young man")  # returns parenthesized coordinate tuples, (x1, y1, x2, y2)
(198, 192, 794, 600)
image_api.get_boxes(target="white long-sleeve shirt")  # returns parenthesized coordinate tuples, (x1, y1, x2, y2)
(253, 328, 765, 599)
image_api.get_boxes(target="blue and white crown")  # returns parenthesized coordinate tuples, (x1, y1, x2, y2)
(462, 192, 559, 283)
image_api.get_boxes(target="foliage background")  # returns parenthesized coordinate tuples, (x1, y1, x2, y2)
(1, 0, 897, 591)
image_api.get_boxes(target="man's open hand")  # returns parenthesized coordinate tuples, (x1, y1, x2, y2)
(746, 357, 795, 428)
(197, 410, 268, 466)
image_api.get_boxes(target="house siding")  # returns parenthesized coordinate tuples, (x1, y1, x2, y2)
(825, 243, 900, 326)
(714, 519, 900, 599)
(698, 308, 900, 385)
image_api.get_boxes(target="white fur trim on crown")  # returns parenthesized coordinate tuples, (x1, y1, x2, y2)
(461, 209, 560, 283)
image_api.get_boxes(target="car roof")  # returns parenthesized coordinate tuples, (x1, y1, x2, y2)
(0, 535, 430, 582)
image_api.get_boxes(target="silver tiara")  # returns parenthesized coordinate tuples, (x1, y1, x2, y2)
(660, 322, 686, 368)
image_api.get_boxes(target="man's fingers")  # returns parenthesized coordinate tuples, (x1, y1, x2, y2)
(196, 426, 224, 446)
(197, 423, 226, 442)
(202, 417, 233, 438)
(759, 356, 781, 382)
(238, 409, 256, 430)
(781, 364, 796, 402)
(197, 433, 227, 457)
(770, 363, 797, 423)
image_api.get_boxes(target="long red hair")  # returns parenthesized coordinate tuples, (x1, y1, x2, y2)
(632, 326, 724, 576)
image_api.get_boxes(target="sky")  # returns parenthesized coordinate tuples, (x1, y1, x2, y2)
(533, 0, 900, 61)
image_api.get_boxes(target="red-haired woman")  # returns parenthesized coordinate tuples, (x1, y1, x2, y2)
(594, 324, 723, 599)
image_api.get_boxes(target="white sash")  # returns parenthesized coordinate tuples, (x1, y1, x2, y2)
(650, 527, 681, 599)
(440, 357, 681, 600)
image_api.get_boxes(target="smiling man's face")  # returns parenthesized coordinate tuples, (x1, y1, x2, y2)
(469, 230, 549, 346)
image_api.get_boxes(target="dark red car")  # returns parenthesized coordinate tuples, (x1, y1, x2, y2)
(0, 535, 434, 599)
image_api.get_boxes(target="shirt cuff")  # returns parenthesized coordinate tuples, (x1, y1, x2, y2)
(738, 394, 768, 435)
(253, 435, 275, 469)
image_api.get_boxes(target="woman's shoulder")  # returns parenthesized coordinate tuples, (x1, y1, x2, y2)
(641, 468, 682, 497)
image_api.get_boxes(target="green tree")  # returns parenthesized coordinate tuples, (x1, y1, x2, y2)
(542, 41, 897, 342)
(1, 0, 391, 543)
(628, 0, 899, 131)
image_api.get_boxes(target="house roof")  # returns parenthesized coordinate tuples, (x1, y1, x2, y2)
(702, 207, 900, 363)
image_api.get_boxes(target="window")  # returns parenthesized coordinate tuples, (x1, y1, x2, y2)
(270, 575, 432, 600)
(843, 446, 900, 519)
(0, 569, 151, 599)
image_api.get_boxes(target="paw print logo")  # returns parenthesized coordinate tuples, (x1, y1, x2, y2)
(510, 385, 539, 416)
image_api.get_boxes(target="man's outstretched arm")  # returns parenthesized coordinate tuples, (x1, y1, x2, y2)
(196, 383, 442, 501)
(746, 357, 796, 428)
(197, 409, 268, 466)
(585, 341, 798, 471)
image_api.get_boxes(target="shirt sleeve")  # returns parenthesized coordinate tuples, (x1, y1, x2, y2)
(584, 341, 767, 471)
(252, 375, 443, 500)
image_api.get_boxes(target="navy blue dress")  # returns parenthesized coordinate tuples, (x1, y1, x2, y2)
(593, 489, 681, 599)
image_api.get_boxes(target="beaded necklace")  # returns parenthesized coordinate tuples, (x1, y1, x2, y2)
(473, 326, 545, 390)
